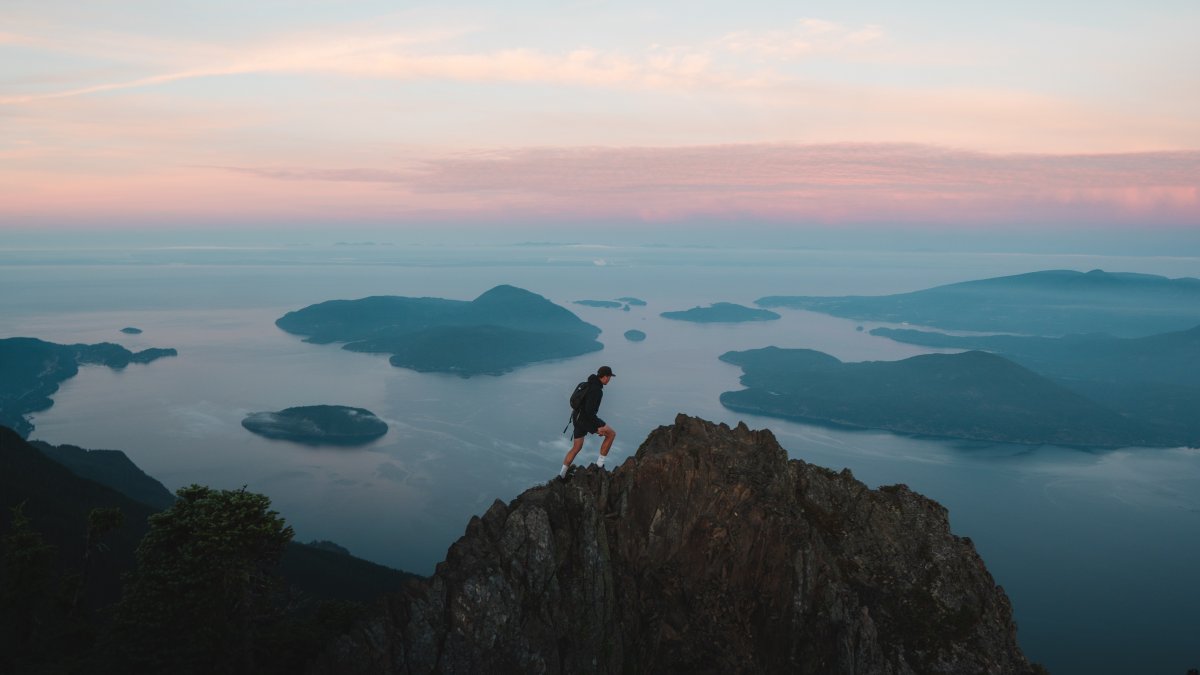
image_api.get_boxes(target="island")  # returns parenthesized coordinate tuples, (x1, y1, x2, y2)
(616, 297, 647, 306)
(574, 300, 624, 309)
(661, 302, 780, 323)
(757, 269, 1200, 337)
(624, 330, 646, 342)
(0, 337, 177, 438)
(120, 327, 143, 334)
(871, 324, 1200, 446)
(275, 285, 603, 377)
(718, 346, 1162, 447)
(241, 405, 388, 446)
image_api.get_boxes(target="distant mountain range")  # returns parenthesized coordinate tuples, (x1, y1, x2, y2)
(0, 337, 177, 438)
(719, 347, 1166, 447)
(276, 285, 603, 376)
(757, 269, 1200, 337)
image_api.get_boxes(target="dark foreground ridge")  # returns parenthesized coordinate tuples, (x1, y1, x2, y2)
(312, 414, 1035, 674)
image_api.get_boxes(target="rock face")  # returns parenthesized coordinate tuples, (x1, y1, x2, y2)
(311, 415, 1033, 674)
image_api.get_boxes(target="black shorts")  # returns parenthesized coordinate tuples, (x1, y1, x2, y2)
(573, 416, 605, 439)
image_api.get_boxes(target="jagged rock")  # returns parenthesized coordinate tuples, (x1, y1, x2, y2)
(311, 415, 1033, 674)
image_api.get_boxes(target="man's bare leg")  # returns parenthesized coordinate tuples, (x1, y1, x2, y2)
(560, 436, 585, 478)
(596, 426, 615, 467)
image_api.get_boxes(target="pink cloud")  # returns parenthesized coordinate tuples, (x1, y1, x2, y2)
(2, 143, 1197, 228)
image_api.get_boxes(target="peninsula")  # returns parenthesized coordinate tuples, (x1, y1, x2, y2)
(0, 337, 177, 438)
(276, 285, 603, 376)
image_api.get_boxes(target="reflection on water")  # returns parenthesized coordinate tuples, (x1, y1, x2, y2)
(3, 245, 1199, 675)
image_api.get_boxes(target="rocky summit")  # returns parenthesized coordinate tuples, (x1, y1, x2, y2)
(311, 415, 1034, 675)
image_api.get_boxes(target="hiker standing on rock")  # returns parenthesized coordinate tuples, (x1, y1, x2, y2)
(559, 366, 616, 479)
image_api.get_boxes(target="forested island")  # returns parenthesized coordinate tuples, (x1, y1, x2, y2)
(757, 269, 1200, 337)
(242, 405, 388, 445)
(276, 285, 602, 376)
(719, 347, 1163, 447)
(0, 337, 177, 438)
(661, 302, 780, 323)
(624, 329, 647, 341)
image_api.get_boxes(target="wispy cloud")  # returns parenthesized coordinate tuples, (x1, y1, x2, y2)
(715, 19, 886, 60)
(204, 143, 1200, 225)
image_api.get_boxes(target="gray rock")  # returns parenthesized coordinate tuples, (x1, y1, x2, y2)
(310, 415, 1036, 674)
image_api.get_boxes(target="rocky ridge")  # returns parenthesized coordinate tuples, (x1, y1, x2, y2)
(312, 415, 1033, 674)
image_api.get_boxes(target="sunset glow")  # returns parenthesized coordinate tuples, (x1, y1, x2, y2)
(2, 1, 1198, 234)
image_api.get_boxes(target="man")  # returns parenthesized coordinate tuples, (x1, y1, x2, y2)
(559, 365, 616, 479)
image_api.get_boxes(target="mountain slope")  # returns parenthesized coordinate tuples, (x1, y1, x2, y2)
(311, 415, 1035, 674)
(30, 439, 177, 510)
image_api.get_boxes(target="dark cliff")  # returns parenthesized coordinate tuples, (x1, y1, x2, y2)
(311, 415, 1034, 674)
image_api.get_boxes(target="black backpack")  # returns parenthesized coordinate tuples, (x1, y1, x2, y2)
(569, 381, 589, 411)
(564, 380, 591, 434)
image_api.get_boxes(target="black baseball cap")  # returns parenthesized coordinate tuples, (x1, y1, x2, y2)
(597, 365, 615, 377)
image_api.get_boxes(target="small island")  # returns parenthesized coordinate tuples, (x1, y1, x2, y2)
(661, 302, 780, 324)
(616, 297, 647, 306)
(719, 346, 1162, 447)
(241, 405, 388, 446)
(0, 337, 177, 438)
(574, 300, 624, 309)
(624, 330, 646, 342)
(276, 285, 603, 377)
(120, 327, 143, 334)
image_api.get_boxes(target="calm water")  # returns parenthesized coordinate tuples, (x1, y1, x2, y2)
(2, 244, 1198, 675)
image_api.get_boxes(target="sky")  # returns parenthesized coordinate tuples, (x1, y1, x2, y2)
(2, 1, 1199, 245)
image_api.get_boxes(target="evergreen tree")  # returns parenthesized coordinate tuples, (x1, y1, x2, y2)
(0, 502, 56, 672)
(106, 485, 293, 674)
